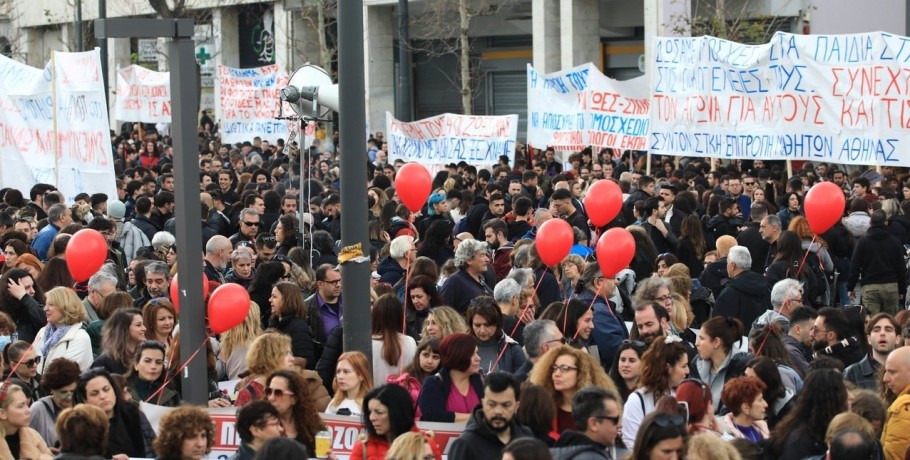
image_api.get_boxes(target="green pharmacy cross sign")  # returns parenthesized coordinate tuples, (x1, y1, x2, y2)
(195, 47, 212, 64)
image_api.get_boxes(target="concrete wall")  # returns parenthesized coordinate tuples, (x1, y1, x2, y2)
(812, 0, 906, 35)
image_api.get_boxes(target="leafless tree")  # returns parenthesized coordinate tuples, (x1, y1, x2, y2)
(666, 0, 811, 44)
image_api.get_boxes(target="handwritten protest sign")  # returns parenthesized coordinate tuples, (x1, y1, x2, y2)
(0, 50, 116, 202)
(216, 64, 290, 144)
(115, 65, 171, 122)
(141, 403, 466, 460)
(386, 112, 518, 165)
(527, 63, 650, 152)
(649, 31, 910, 166)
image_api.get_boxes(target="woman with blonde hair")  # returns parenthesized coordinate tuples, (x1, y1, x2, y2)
(386, 431, 440, 460)
(528, 345, 617, 434)
(234, 332, 295, 406)
(326, 351, 372, 417)
(421, 306, 468, 341)
(34, 286, 92, 373)
(686, 433, 741, 460)
(220, 301, 263, 380)
(0, 383, 53, 459)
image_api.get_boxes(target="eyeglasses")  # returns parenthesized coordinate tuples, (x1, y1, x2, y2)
(23, 357, 41, 367)
(264, 388, 294, 398)
(622, 339, 646, 347)
(320, 279, 341, 286)
(655, 294, 673, 303)
(551, 364, 578, 374)
(593, 415, 620, 424)
(744, 182, 755, 186)
(52, 390, 74, 399)
(242, 221, 260, 227)
(545, 337, 567, 345)
(811, 326, 829, 334)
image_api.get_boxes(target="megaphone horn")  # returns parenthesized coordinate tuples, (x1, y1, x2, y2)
(282, 65, 338, 119)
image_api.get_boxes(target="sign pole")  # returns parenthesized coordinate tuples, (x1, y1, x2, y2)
(50, 52, 59, 188)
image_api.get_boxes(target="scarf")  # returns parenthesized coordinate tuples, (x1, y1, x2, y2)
(41, 324, 71, 357)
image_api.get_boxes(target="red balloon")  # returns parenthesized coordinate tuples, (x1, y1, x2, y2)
(535, 219, 573, 267)
(65, 229, 108, 283)
(207, 283, 251, 334)
(595, 228, 636, 278)
(395, 163, 432, 212)
(804, 182, 846, 235)
(169, 273, 211, 314)
(584, 180, 623, 227)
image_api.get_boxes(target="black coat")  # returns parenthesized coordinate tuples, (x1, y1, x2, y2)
(737, 222, 770, 274)
(315, 325, 343, 394)
(1, 295, 45, 345)
(131, 214, 161, 241)
(699, 258, 729, 300)
(448, 406, 534, 460)
(848, 226, 908, 294)
(713, 270, 772, 328)
(269, 314, 316, 368)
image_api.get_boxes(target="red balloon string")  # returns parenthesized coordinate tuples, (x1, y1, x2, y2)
(491, 266, 549, 372)
(399, 250, 413, 375)
(147, 336, 209, 404)
(794, 235, 818, 279)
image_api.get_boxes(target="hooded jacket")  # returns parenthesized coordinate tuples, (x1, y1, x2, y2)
(699, 257, 729, 299)
(550, 430, 613, 460)
(576, 290, 628, 370)
(694, 351, 751, 413)
(847, 226, 907, 294)
(377, 256, 407, 286)
(812, 335, 865, 368)
(713, 270, 772, 330)
(476, 333, 527, 375)
(448, 406, 534, 460)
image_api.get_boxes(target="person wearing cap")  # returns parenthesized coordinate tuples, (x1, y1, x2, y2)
(90, 193, 108, 220)
(109, 199, 151, 263)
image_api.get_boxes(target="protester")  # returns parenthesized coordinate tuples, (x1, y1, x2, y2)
(0, 383, 53, 459)
(349, 384, 438, 460)
(622, 336, 690, 447)
(34, 287, 93, 373)
(29, 357, 81, 450)
(448, 372, 532, 460)
(231, 400, 284, 460)
(264, 369, 326, 454)
(326, 351, 372, 417)
(74, 367, 156, 458)
(54, 404, 109, 460)
(417, 333, 484, 423)
(152, 405, 214, 460)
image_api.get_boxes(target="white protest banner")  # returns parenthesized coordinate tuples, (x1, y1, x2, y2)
(141, 403, 466, 460)
(0, 50, 116, 202)
(649, 31, 910, 166)
(527, 63, 650, 152)
(115, 64, 171, 123)
(386, 112, 518, 165)
(216, 64, 290, 145)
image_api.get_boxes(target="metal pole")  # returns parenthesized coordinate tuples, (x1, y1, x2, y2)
(169, 34, 207, 406)
(76, 0, 84, 51)
(397, 0, 411, 121)
(338, 0, 371, 358)
(98, 0, 108, 106)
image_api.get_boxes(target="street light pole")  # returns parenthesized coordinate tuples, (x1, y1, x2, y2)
(397, 0, 411, 121)
(76, 0, 83, 51)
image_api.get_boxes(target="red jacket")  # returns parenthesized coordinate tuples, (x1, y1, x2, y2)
(349, 427, 441, 460)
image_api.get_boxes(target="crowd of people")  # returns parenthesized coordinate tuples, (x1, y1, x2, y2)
(0, 121, 906, 460)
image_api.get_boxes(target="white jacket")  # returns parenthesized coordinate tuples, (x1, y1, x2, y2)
(33, 323, 93, 374)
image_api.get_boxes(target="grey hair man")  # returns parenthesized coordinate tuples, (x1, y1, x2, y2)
(441, 239, 492, 314)
(230, 208, 260, 248)
(378, 235, 416, 286)
(759, 214, 783, 269)
(493, 278, 526, 343)
(713, 246, 772, 328)
(138, 261, 171, 307)
(84, 271, 118, 323)
(204, 235, 232, 283)
(517, 319, 564, 381)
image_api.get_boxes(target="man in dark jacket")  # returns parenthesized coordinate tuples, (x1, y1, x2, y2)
(707, 197, 741, 243)
(713, 246, 772, 329)
(737, 203, 770, 274)
(848, 210, 908, 316)
(377, 235, 414, 286)
(811, 307, 865, 368)
(551, 387, 623, 460)
(449, 373, 533, 460)
(230, 401, 283, 460)
(699, 235, 736, 300)
(621, 176, 655, 225)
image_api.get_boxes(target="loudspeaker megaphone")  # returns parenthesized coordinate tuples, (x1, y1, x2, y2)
(280, 64, 339, 120)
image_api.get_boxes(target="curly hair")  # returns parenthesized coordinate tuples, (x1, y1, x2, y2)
(152, 405, 215, 458)
(40, 357, 81, 390)
(639, 336, 689, 398)
(266, 369, 326, 454)
(246, 332, 292, 376)
(720, 376, 766, 416)
(420, 306, 467, 341)
(633, 276, 672, 305)
(527, 345, 617, 408)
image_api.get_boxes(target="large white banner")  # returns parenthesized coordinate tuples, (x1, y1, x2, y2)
(115, 65, 171, 123)
(386, 112, 518, 165)
(649, 31, 910, 165)
(0, 50, 116, 202)
(527, 63, 650, 152)
(216, 64, 290, 144)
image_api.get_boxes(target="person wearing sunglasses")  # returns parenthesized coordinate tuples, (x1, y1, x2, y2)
(230, 208, 260, 249)
(264, 369, 326, 455)
(4, 340, 43, 399)
(628, 411, 687, 460)
(28, 357, 81, 451)
(550, 386, 624, 460)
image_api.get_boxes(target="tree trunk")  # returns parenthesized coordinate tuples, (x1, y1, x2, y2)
(317, 1, 332, 72)
(459, 0, 472, 115)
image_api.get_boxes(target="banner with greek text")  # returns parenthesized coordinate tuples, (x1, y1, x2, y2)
(386, 112, 518, 165)
(115, 65, 171, 123)
(0, 50, 116, 202)
(216, 64, 290, 145)
(526, 63, 650, 152)
(649, 31, 910, 165)
(141, 403, 466, 460)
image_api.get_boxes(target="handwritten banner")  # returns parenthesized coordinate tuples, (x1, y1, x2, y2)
(527, 63, 650, 152)
(649, 31, 910, 165)
(386, 112, 518, 165)
(141, 403, 466, 460)
(216, 64, 290, 144)
(0, 50, 116, 202)
(115, 65, 171, 122)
